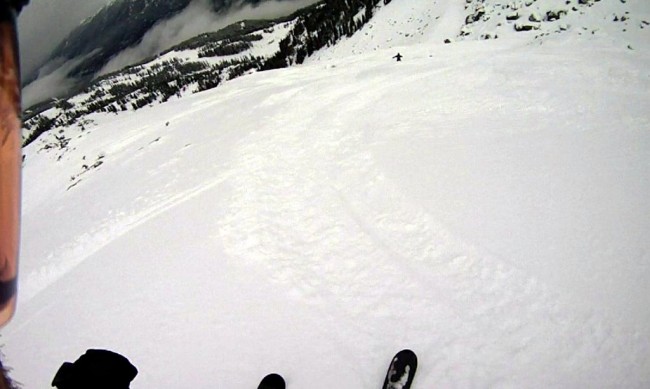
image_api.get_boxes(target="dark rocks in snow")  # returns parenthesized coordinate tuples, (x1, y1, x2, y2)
(546, 10, 567, 21)
(515, 23, 540, 32)
(465, 7, 486, 24)
(68, 155, 106, 190)
(506, 12, 520, 21)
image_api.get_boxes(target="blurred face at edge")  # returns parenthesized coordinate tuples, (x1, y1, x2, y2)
(0, 0, 27, 327)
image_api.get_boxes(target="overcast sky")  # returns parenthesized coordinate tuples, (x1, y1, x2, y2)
(17, 0, 112, 78)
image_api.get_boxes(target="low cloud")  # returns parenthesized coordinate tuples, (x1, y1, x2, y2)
(22, 57, 86, 108)
(99, 0, 319, 75)
(235, 0, 321, 20)
(18, 0, 112, 80)
(21, 0, 320, 106)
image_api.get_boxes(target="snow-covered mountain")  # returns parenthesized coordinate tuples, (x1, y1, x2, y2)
(22, 0, 321, 107)
(3, 0, 650, 388)
(39, 0, 315, 81)
(22, 0, 379, 144)
(23, 0, 649, 146)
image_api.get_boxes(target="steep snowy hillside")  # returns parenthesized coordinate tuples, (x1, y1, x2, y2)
(2, 0, 649, 388)
(310, 0, 650, 59)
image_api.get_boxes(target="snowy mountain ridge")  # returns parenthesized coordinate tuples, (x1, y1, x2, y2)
(3, 0, 650, 388)
(313, 0, 649, 58)
(22, 0, 374, 145)
(23, 0, 649, 148)
(21, 0, 322, 107)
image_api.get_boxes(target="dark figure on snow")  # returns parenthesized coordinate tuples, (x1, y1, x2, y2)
(393, 53, 403, 62)
(52, 349, 138, 389)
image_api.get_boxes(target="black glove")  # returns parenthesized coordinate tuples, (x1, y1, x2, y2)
(52, 349, 138, 389)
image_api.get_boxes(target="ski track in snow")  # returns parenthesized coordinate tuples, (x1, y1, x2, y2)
(217, 61, 649, 386)
(17, 103, 234, 303)
(20, 176, 228, 303)
(13, 45, 649, 388)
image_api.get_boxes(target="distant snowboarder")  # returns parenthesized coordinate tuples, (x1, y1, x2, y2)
(393, 53, 403, 62)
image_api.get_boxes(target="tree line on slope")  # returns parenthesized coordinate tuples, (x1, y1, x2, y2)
(22, 0, 384, 146)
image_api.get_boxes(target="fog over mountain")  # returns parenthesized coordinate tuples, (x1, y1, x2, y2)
(96, 0, 321, 76)
(18, 0, 320, 108)
(17, 0, 112, 80)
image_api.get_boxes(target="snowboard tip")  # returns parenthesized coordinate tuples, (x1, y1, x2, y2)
(258, 373, 285, 389)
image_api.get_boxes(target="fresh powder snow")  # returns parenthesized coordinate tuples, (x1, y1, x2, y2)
(2, 0, 650, 388)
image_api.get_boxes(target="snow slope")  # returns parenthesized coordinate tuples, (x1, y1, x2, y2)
(3, 0, 650, 388)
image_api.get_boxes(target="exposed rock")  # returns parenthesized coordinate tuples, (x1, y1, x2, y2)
(546, 10, 567, 21)
(515, 22, 541, 31)
(506, 12, 520, 21)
